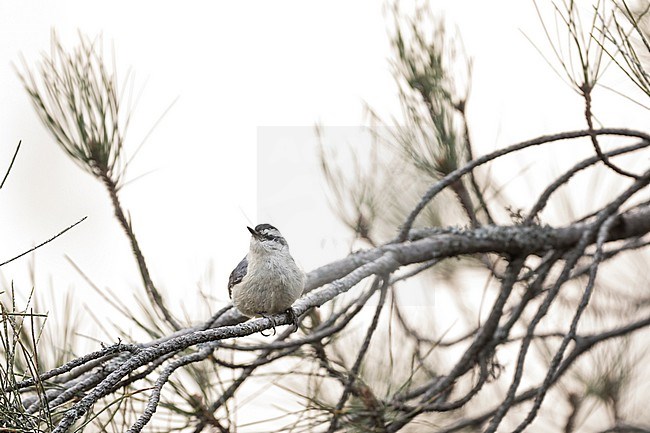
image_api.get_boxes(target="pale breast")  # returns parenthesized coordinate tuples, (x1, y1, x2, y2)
(232, 252, 305, 317)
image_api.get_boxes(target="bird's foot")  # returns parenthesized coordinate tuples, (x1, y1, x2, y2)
(285, 307, 299, 333)
(258, 313, 277, 337)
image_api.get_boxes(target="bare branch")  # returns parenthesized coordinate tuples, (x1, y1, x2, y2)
(0, 217, 87, 267)
(0, 140, 21, 190)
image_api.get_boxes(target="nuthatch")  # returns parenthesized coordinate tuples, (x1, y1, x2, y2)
(228, 224, 305, 335)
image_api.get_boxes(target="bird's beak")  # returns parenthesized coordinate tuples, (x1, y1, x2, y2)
(247, 226, 260, 238)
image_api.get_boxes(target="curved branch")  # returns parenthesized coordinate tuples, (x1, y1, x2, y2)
(398, 128, 650, 241)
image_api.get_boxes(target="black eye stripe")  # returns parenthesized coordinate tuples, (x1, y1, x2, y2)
(260, 233, 287, 245)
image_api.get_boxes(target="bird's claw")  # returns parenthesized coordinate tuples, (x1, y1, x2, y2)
(258, 308, 298, 336)
(285, 307, 299, 332)
(258, 313, 277, 337)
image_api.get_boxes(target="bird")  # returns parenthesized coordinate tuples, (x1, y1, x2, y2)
(228, 224, 305, 335)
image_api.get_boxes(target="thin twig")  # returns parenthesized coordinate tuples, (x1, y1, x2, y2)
(582, 85, 640, 179)
(0, 216, 87, 267)
(326, 276, 389, 432)
(0, 140, 22, 190)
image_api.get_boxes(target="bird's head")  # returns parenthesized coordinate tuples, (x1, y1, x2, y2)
(248, 223, 288, 253)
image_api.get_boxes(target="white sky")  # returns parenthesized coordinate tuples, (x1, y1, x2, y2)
(0, 1, 647, 336)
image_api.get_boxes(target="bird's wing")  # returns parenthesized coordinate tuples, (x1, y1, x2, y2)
(228, 256, 248, 299)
